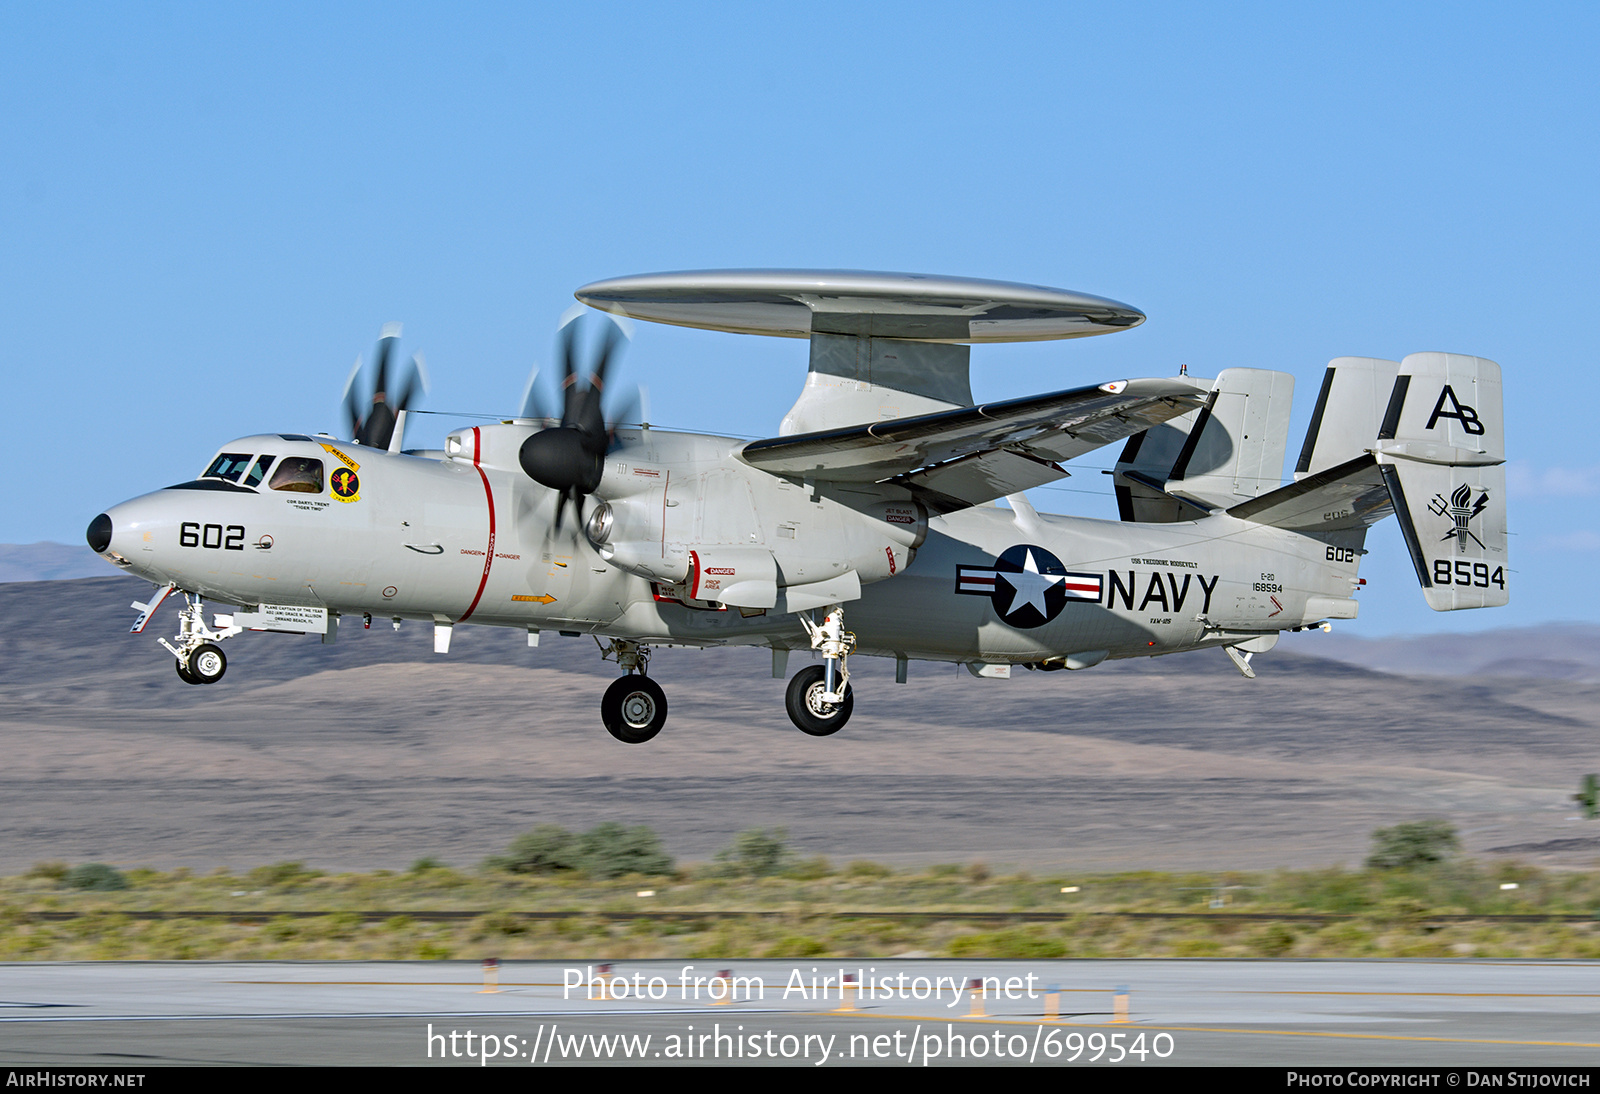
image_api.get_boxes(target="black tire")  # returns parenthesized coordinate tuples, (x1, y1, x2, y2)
(188, 643, 227, 684)
(601, 675, 667, 743)
(175, 658, 203, 685)
(785, 665, 853, 736)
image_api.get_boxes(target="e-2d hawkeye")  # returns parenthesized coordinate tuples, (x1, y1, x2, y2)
(87, 271, 1508, 743)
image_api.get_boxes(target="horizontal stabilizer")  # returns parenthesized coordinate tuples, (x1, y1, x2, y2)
(1227, 453, 1394, 532)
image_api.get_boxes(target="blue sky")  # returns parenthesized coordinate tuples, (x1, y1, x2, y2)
(2, 3, 1594, 635)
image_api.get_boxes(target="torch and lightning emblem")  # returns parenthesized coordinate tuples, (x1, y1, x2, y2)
(1428, 483, 1488, 553)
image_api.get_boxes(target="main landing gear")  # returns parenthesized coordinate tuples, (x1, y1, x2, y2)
(158, 592, 241, 686)
(787, 604, 855, 736)
(598, 640, 667, 744)
(785, 665, 853, 735)
(592, 609, 858, 743)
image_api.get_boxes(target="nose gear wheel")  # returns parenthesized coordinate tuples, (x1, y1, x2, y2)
(187, 642, 227, 684)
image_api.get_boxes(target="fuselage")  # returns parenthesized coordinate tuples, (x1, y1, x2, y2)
(91, 424, 1362, 668)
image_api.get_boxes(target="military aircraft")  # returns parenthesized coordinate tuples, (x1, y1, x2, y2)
(86, 271, 1508, 742)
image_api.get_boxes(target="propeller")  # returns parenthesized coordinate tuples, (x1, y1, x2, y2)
(343, 322, 429, 450)
(518, 312, 639, 531)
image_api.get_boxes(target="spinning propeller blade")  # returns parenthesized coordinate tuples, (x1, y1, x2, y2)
(518, 313, 638, 531)
(344, 323, 427, 450)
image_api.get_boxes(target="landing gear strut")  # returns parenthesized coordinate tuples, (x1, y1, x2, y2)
(598, 639, 667, 743)
(790, 604, 856, 735)
(159, 593, 240, 685)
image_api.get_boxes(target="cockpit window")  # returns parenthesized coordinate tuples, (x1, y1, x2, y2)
(203, 453, 254, 483)
(268, 457, 324, 494)
(243, 455, 276, 488)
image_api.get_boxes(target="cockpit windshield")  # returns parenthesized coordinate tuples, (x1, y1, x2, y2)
(202, 453, 253, 483)
(243, 455, 275, 488)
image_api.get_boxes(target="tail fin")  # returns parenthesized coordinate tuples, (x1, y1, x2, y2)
(1229, 352, 1507, 613)
(1374, 353, 1507, 611)
(1295, 357, 1400, 478)
(1114, 367, 1294, 521)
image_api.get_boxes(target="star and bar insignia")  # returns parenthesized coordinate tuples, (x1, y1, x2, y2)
(956, 544, 1102, 628)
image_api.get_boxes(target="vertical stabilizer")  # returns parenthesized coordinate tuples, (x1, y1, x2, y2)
(1374, 353, 1508, 611)
(1295, 357, 1400, 479)
(1114, 367, 1294, 520)
(1170, 367, 1294, 504)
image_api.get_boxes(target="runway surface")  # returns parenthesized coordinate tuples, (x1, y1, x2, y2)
(2, 959, 1598, 1066)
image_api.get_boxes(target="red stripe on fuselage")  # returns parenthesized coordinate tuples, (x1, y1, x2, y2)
(458, 426, 497, 622)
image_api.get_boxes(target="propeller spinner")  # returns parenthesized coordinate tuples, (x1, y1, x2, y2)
(518, 314, 638, 531)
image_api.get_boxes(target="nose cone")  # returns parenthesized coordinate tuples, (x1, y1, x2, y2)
(87, 513, 113, 554)
(90, 494, 178, 579)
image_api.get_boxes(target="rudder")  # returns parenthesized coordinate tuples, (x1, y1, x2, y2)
(1375, 353, 1508, 610)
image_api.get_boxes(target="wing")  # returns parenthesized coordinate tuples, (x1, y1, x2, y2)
(738, 377, 1207, 512)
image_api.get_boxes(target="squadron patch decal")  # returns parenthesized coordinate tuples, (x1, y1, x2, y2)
(330, 467, 361, 502)
(956, 544, 1100, 629)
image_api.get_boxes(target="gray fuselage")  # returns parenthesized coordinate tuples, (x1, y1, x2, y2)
(93, 425, 1361, 667)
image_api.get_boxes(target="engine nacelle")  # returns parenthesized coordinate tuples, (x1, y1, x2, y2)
(585, 467, 928, 608)
(586, 498, 692, 582)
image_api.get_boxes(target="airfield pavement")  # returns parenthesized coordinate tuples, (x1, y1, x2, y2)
(0, 576, 1597, 873)
(2, 959, 1598, 1067)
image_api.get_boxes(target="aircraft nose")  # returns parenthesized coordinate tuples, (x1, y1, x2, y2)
(87, 513, 113, 554)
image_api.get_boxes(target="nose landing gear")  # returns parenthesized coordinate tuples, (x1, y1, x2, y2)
(155, 592, 241, 685)
(174, 641, 228, 684)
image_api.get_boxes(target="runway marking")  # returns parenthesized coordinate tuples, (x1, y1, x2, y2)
(1231, 990, 1600, 998)
(1110, 1024, 1600, 1049)
(0, 1008, 788, 1024)
(836, 1012, 1600, 1048)
(7, 1006, 1600, 1049)
(224, 982, 1165, 992)
(228, 985, 566, 991)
